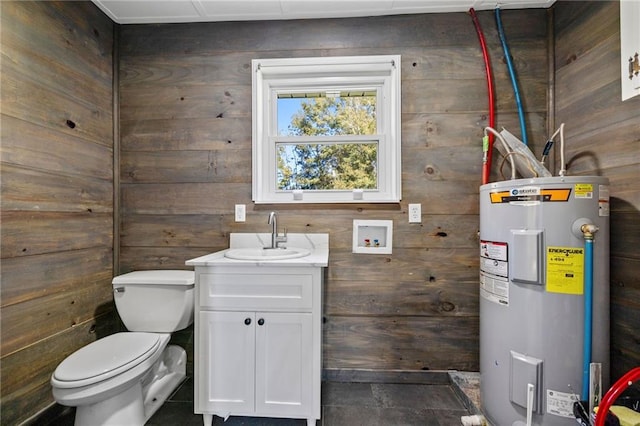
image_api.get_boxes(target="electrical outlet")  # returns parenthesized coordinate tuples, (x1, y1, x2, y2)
(235, 204, 246, 222)
(408, 203, 421, 223)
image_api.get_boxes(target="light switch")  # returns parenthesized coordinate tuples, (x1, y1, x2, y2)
(235, 204, 246, 222)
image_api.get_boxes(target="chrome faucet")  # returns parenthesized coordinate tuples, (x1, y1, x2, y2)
(267, 211, 287, 249)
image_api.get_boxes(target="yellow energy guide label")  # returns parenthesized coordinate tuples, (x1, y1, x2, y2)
(546, 246, 584, 294)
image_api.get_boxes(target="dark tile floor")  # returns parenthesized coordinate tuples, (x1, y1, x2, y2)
(146, 377, 473, 426)
(34, 373, 476, 426)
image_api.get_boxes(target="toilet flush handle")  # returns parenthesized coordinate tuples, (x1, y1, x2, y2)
(114, 287, 125, 293)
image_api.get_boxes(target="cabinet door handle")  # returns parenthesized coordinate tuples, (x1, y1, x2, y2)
(244, 318, 252, 325)
(257, 318, 265, 326)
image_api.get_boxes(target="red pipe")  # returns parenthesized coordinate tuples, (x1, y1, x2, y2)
(595, 367, 640, 426)
(469, 8, 495, 185)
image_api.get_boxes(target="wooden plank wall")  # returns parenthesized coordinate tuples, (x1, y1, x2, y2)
(0, 2, 116, 424)
(1, 3, 635, 425)
(119, 10, 550, 374)
(554, 1, 640, 381)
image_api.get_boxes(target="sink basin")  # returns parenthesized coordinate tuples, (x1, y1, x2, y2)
(224, 247, 311, 261)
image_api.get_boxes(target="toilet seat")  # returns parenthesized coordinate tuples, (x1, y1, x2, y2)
(52, 332, 161, 388)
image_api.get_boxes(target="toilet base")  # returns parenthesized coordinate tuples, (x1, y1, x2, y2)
(75, 381, 145, 426)
(73, 344, 187, 426)
(143, 344, 188, 421)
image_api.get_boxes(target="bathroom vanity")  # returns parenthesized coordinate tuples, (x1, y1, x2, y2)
(186, 233, 328, 426)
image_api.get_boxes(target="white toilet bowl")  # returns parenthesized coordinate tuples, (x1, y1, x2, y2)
(50, 270, 194, 426)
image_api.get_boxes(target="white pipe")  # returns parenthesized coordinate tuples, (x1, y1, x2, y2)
(526, 383, 535, 426)
(460, 414, 486, 426)
(485, 126, 517, 180)
(556, 123, 566, 176)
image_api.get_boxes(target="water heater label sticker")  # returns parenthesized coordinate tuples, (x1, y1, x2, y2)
(574, 183, 594, 199)
(480, 241, 509, 304)
(480, 272, 509, 305)
(546, 247, 584, 295)
(480, 241, 508, 277)
(489, 188, 571, 204)
(480, 257, 508, 277)
(546, 389, 579, 418)
(599, 185, 610, 217)
(480, 240, 507, 261)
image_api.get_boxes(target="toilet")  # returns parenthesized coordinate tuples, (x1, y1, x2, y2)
(50, 270, 195, 426)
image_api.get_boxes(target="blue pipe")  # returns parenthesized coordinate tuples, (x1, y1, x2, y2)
(495, 8, 528, 145)
(582, 237, 594, 399)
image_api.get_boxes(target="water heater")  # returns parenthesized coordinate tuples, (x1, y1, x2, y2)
(479, 176, 610, 426)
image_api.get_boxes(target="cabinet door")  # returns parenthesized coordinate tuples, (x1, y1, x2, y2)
(255, 312, 313, 417)
(199, 311, 255, 414)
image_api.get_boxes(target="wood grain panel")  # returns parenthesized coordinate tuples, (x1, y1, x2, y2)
(0, 313, 118, 425)
(118, 9, 546, 56)
(122, 182, 251, 214)
(1, 279, 114, 356)
(120, 149, 251, 183)
(611, 212, 640, 260)
(118, 246, 210, 272)
(393, 215, 479, 249)
(119, 14, 476, 56)
(402, 180, 481, 215)
(121, 212, 478, 251)
(120, 117, 251, 151)
(120, 52, 253, 87)
(555, 33, 620, 109)
(610, 286, 640, 379)
(403, 78, 547, 114)
(325, 279, 479, 317)
(1, 247, 112, 307)
(1, 1, 112, 94)
(1, 115, 113, 180)
(0, 42, 111, 123)
(120, 214, 228, 248)
(604, 170, 640, 209)
(0, 2, 114, 423)
(1, 211, 112, 258)
(1, 70, 112, 145)
(554, 1, 618, 68)
(554, 0, 640, 379)
(118, 7, 548, 380)
(557, 82, 640, 136)
(611, 256, 640, 291)
(323, 315, 479, 371)
(1, 164, 113, 213)
(403, 146, 482, 183)
(119, 40, 547, 88)
(119, 84, 251, 120)
(328, 248, 478, 283)
(563, 118, 640, 175)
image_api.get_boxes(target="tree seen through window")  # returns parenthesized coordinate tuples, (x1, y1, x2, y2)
(276, 94, 378, 190)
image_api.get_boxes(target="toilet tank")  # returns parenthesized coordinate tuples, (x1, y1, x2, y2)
(112, 270, 195, 332)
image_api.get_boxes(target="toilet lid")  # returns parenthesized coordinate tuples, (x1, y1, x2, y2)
(53, 332, 161, 384)
(112, 270, 194, 286)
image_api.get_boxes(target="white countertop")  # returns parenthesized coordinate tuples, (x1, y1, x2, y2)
(185, 233, 329, 267)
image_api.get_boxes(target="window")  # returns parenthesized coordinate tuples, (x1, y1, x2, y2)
(252, 55, 401, 203)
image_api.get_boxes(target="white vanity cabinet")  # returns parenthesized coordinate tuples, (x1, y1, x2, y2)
(193, 265, 323, 426)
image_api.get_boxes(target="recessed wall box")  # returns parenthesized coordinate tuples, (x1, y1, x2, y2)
(352, 220, 393, 254)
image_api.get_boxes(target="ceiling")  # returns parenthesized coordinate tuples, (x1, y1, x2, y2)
(92, 0, 556, 24)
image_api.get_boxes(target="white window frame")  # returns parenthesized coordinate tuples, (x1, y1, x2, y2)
(251, 55, 401, 204)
